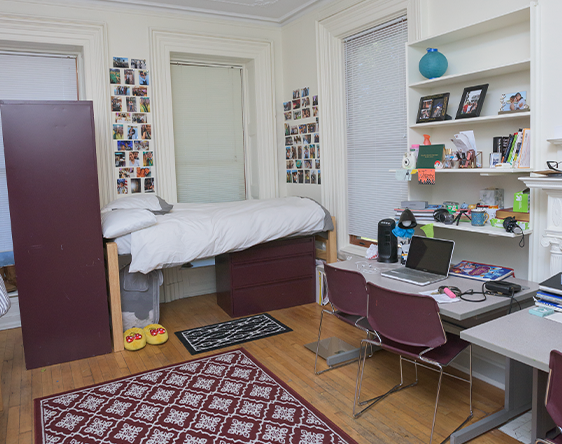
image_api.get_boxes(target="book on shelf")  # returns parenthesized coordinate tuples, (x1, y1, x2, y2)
(449, 260, 514, 281)
(495, 208, 530, 222)
(498, 129, 530, 167)
(539, 272, 562, 296)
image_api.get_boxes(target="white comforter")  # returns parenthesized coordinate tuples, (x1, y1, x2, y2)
(128, 197, 327, 273)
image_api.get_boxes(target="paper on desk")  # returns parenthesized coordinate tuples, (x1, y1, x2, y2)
(419, 289, 460, 304)
(545, 312, 562, 324)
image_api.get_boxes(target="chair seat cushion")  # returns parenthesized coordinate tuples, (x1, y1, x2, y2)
(379, 333, 469, 366)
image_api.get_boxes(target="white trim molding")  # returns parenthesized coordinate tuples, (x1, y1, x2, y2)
(0, 13, 113, 206)
(316, 0, 417, 251)
(149, 29, 278, 203)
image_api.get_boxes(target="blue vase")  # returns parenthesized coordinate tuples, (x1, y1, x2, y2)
(419, 48, 448, 79)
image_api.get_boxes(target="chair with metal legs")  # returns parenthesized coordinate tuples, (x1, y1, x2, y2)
(354, 282, 473, 444)
(314, 264, 370, 375)
(536, 350, 562, 444)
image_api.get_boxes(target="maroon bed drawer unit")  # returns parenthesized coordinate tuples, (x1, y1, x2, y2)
(216, 236, 316, 317)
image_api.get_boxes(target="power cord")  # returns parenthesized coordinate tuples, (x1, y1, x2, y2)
(439, 284, 521, 313)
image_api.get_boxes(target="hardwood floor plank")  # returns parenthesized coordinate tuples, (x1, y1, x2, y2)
(1, 294, 523, 444)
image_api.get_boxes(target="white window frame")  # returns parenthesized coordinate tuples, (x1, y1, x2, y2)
(316, 0, 420, 256)
(150, 29, 278, 203)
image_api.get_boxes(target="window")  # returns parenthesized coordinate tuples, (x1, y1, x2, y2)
(345, 16, 408, 241)
(0, 52, 78, 254)
(170, 63, 246, 203)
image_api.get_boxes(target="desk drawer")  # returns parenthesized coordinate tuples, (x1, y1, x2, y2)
(229, 236, 314, 264)
(231, 254, 314, 289)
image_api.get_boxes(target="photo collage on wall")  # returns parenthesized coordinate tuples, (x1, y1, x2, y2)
(284, 87, 320, 185)
(110, 57, 155, 195)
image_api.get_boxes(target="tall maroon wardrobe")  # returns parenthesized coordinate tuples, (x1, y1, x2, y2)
(0, 101, 112, 369)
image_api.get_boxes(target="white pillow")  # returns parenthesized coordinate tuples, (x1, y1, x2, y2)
(101, 209, 157, 239)
(101, 195, 173, 215)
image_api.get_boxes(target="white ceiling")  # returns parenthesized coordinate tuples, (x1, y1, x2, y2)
(91, 0, 332, 24)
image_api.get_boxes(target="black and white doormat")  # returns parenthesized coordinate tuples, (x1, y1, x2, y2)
(175, 313, 293, 355)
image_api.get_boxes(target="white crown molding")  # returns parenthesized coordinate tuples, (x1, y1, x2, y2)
(0, 13, 113, 206)
(316, 0, 411, 251)
(150, 29, 278, 203)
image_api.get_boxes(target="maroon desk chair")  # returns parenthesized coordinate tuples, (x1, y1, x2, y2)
(354, 282, 473, 444)
(314, 264, 371, 375)
(536, 350, 562, 444)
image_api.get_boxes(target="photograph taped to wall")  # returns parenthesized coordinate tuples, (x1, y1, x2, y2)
(286, 147, 292, 159)
(117, 140, 133, 151)
(302, 87, 309, 97)
(294, 135, 301, 144)
(309, 146, 315, 158)
(290, 126, 298, 135)
(126, 97, 137, 112)
(305, 169, 311, 184)
(298, 170, 303, 183)
(137, 167, 151, 178)
(285, 136, 293, 146)
(135, 140, 149, 150)
(113, 57, 128, 68)
(115, 112, 131, 123)
(315, 159, 320, 169)
(129, 151, 140, 166)
(304, 146, 310, 159)
(295, 159, 302, 168)
(145, 177, 154, 193)
(313, 106, 318, 117)
(140, 97, 150, 112)
(291, 170, 298, 182)
(111, 96, 122, 112)
(304, 159, 312, 169)
(126, 125, 138, 140)
(141, 124, 151, 140)
(286, 170, 292, 183)
(292, 99, 300, 110)
(291, 147, 297, 159)
(110, 69, 121, 84)
(113, 124, 124, 139)
(294, 111, 301, 120)
(283, 101, 291, 111)
(314, 134, 319, 143)
(311, 170, 317, 184)
(117, 178, 128, 194)
(299, 124, 307, 134)
(114, 86, 130, 96)
(313, 95, 318, 106)
(284, 112, 292, 120)
(133, 86, 148, 97)
(139, 70, 149, 86)
(287, 160, 294, 169)
(301, 97, 310, 107)
(131, 59, 146, 70)
(143, 151, 153, 166)
(316, 145, 320, 158)
(115, 152, 125, 167)
(124, 69, 135, 85)
(131, 178, 141, 193)
(119, 168, 134, 178)
(318, 170, 321, 184)
(302, 108, 311, 118)
(285, 123, 290, 136)
(308, 123, 316, 133)
(132, 113, 147, 124)
(293, 89, 300, 99)
(297, 146, 302, 159)
(303, 135, 311, 144)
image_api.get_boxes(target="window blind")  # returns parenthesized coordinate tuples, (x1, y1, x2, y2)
(0, 53, 77, 254)
(170, 63, 246, 203)
(345, 17, 408, 240)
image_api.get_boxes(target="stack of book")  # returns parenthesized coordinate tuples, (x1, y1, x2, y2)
(499, 128, 531, 168)
(535, 272, 562, 313)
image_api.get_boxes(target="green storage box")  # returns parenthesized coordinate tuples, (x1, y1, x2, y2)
(514, 191, 530, 213)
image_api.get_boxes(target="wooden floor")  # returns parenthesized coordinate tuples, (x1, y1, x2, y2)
(0, 294, 521, 444)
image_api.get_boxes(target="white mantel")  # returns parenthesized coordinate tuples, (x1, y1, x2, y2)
(520, 176, 562, 275)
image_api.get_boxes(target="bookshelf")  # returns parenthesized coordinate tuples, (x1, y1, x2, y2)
(405, 5, 537, 278)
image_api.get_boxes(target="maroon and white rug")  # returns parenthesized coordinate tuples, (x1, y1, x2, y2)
(35, 348, 357, 444)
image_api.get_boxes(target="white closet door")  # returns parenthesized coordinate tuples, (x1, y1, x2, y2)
(171, 64, 245, 204)
(345, 17, 408, 240)
(0, 53, 78, 254)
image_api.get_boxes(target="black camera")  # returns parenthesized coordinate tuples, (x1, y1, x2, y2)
(503, 216, 520, 233)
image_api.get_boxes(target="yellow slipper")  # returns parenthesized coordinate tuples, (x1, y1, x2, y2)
(124, 328, 146, 351)
(143, 324, 169, 345)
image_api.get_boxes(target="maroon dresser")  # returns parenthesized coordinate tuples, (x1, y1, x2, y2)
(216, 236, 316, 317)
(0, 101, 112, 369)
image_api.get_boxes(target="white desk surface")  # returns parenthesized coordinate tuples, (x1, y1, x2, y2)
(460, 309, 562, 373)
(330, 259, 538, 322)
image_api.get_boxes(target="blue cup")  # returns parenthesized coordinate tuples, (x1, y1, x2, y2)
(471, 209, 489, 226)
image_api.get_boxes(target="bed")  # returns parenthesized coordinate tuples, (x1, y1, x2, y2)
(102, 195, 337, 352)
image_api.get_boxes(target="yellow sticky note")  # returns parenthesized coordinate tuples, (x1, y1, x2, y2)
(421, 223, 434, 238)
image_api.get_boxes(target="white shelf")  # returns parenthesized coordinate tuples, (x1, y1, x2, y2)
(409, 60, 530, 89)
(410, 111, 530, 129)
(546, 138, 562, 145)
(435, 168, 531, 176)
(427, 221, 532, 238)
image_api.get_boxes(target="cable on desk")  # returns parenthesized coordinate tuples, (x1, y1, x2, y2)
(441, 283, 522, 312)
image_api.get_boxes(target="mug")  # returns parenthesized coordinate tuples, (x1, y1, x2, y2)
(471, 209, 489, 226)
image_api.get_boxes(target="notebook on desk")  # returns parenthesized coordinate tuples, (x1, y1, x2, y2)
(381, 236, 455, 286)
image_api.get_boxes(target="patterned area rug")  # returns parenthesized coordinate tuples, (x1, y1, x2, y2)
(175, 313, 292, 355)
(35, 348, 357, 444)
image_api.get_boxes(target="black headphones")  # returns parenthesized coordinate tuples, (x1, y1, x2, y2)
(503, 216, 525, 247)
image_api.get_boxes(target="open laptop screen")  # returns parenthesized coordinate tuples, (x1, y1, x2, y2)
(406, 236, 455, 276)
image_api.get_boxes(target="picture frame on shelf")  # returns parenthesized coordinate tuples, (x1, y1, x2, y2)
(498, 91, 530, 114)
(455, 84, 488, 119)
(415, 92, 450, 124)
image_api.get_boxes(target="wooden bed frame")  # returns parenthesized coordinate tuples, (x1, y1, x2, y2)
(104, 217, 337, 352)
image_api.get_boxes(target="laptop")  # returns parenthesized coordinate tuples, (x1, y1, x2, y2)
(381, 236, 455, 286)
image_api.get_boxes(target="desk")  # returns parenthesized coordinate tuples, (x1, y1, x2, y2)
(330, 259, 538, 328)
(460, 310, 561, 443)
